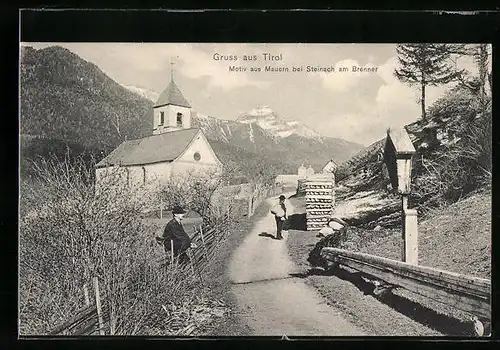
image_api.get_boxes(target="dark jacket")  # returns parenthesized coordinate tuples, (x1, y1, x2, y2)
(162, 218, 192, 254)
(281, 202, 287, 219)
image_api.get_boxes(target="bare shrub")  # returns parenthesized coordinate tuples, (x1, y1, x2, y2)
(461, 108, 492, 185)
(19, 155, 202, 335)
(158, 168, 244, 226)
(409, 84, 492, 215)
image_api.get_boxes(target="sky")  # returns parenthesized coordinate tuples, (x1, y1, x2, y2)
(20, 42, 482, 146)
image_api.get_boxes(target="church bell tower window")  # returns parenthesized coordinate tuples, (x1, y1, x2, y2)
(177, 113, 183, 127)
(160, 111, 165, 125)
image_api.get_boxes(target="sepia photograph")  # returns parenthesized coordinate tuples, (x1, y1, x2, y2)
(19, 42, 492, 337)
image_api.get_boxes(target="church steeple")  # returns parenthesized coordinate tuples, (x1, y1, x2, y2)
(152, 62, 192, 135)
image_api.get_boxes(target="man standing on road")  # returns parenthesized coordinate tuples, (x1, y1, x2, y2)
(270, 195, 287, 240)
(160, 206, 197, 265)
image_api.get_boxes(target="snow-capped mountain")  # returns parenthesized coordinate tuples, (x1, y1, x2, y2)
(122, 84, 160, 102)
(191, 109, 364, 170)
(237, 105, 323, 140)
(192, 111, 277, 151)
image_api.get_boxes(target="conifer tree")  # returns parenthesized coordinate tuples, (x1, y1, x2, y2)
(447, 44, 492, 103)
(394, 44, 461, 121)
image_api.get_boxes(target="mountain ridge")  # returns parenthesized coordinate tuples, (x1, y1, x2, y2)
(236, 105, 324, 140)
(191, 112, 363, 169)
(122, 84, 160, 103)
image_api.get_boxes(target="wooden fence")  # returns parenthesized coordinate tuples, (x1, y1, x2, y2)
(47, 215, 231, 336)
(321, 247, 491, 319)
(247, 184, 281, 217)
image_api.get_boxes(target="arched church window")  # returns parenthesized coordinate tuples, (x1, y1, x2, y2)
(193, 152, 201, 161)
(160, 111, 165, 125)
(142, 167, 146, 184)
(177, 113, 183, 127)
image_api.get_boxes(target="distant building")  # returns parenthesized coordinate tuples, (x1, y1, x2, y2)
(275, 164, 313, 188)
(322, 159, 338, 174)
(275, 174, 299, 188)
(95, 76, 222, 190)
(306, 165, 315, 178)
(298, 164, 307, 179)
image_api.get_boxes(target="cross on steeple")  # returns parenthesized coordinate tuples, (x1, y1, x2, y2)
(170, 58, 175, 81)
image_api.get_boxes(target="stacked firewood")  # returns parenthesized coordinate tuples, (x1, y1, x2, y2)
(305, 175, 335, 231)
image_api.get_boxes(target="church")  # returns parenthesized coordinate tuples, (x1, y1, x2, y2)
(95, 74, 223, 190)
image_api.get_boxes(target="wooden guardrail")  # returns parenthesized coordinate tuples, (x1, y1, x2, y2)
(321, 247, 491, 319)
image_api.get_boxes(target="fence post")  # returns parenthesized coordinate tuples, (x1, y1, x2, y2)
(83, 284, 90, 306)
(252, 195, 255, 216)
(93, 277, 105, 336)
(403, 208, 418, 265)
(160, 198, 163, 219)
(199, 225, 209, 261)
(189, 252, 196, 276)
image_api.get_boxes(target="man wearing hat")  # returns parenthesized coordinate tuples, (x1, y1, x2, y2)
(270, 195, 288, 240)
(161, 205, 196, 265)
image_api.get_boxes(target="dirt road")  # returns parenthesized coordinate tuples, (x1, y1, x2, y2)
(228, 194, 366, 336)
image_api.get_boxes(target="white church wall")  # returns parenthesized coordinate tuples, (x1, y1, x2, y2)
(95, 165, 128, 188)
(172, 133, 222, 180)
(153, 105, 168, 134)
(126, 160, 219, 193)
(140, 162, 172, 187)
(97, 159, 219, 194)
(170, 162, 220, 180)
(176, 133, 220, 166)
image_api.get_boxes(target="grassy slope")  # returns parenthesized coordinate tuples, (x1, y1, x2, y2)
(344, 188, 491, 329)
(347, 188, 491, 279)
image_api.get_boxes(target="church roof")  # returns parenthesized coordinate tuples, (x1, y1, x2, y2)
(96, 128, 200, 167)
(154, 79, 191, 108)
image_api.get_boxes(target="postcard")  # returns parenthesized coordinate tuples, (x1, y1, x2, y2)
(19, 42, 492, 338)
